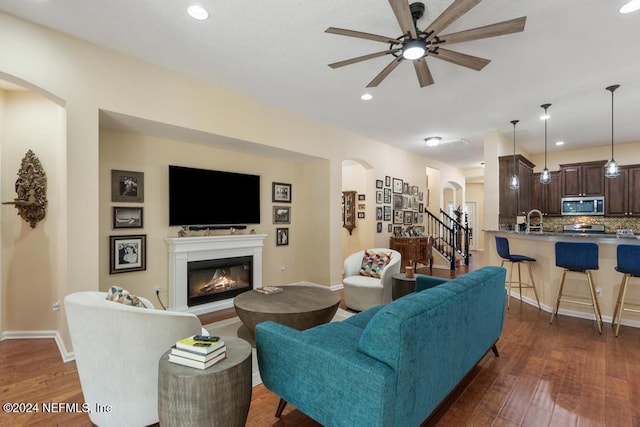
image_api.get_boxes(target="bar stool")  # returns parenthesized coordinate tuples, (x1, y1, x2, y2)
(550, 242, 603, 333)
(495, 236, 540, 309)
(612, 244, 640, 337)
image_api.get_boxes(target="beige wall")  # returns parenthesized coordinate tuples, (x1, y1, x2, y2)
(99, 129, 331, 301)
(1, 90, 65, 331)
(465, 182, 485, 250)
(0, 12, 467, 353)
(529, 141, 640, 172)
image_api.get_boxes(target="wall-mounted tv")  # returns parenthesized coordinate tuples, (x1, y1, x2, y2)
(169, 165, 261, 227)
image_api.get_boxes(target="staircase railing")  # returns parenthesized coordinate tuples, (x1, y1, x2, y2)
(424, 209, 472, 270)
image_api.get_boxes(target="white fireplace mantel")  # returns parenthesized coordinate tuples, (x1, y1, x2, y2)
(165, 234, 267, 314)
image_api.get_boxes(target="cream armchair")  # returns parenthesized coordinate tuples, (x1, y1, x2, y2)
(64, 292, 204, 427)
(342, 248, 401, 311)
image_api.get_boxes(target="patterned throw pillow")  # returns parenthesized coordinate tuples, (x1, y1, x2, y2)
(359, 250, 392, 278)
(106, 285, 147, 308)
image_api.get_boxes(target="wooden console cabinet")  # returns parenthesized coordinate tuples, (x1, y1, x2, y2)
(390, 236, 433, 272)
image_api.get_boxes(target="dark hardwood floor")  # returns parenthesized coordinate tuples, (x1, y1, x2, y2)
(2, 251, 639, 426)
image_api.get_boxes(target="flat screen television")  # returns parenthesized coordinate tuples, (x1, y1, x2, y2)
(169, 165, 260, 227)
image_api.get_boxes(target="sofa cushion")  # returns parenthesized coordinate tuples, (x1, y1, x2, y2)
(106, 285, 147, 308)
(359, 249, 391, 278)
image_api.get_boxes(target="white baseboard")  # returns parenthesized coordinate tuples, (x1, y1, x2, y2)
(1, 330, 74, 362)
(508, 292, 640, 329)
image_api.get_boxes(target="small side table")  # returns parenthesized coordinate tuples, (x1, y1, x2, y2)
(392, 273, 417, 300)
(158, 336, 252, 427)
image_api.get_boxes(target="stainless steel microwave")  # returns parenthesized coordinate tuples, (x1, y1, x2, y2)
(561, 196, 605, 216)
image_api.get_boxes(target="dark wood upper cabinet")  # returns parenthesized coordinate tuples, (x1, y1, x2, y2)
(499, 154, 534, 218)
(532, 171, 562, 216)
(560, 161, 606, 197)
(605, 165, 640, 216)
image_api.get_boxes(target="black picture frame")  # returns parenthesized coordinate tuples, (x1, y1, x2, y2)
(385, 176, 391, 187)
(376, 207, 383, 220)
(376, 179, 383, 189)
(383, 206, 392, 221)
(112, 206, 143, 229)
(384, 188, 392, 204)
(388, 224, 393, 233)
(376, 191, 383, 204)
(392, 178, 403, 194)
(272, 182, 292, 203)
(403, 211, 413, 225)
(109, 235, 146, 274)
(273, 206, 291, 224)
(358, 194, 366, 201)
(111, 170, 144, 203)
(358, 212, 365, 219)
(377, 222, 383, 233)
(276, 227, 289, 246)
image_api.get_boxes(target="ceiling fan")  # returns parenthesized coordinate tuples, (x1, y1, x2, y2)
(325, 0, 526, 88)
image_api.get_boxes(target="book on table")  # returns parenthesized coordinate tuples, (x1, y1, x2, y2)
(254, 286, 283, 294)
(170, 345, 226, 363)
(168, 351, 227, 370)
(176, 335, 225, 355)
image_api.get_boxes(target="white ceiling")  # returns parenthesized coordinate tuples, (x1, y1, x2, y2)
(1, 0, 639, 170)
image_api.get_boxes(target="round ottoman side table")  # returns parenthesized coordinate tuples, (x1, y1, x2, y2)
(391, 272, 417, 300)
(158, 336, 252, 427)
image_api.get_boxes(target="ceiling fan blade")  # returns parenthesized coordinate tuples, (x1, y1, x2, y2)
(430, 48, 490, 71)
(325, 27, 398, 45)
(328, 49, 400, 69)
(424, 0, 480, 39)
(367, 57, 403, 88)
(388, 0, 417, 38)
(439, 17, 526, 45)
(413, 59, 434, 87)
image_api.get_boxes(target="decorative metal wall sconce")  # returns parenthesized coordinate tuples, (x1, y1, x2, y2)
(2, 150, 48, 228)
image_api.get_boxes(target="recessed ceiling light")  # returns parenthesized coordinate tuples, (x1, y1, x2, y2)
(360, 93, 373, 101)
(555, 141, 565, 146)
(620, 0, 640, 13)
(188, 5, 209, 20)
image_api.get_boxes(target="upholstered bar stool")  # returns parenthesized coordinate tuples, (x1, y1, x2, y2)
(550, 242, 603, 333)
(495, 236, 540, 309)
(612, 244, 640, 337)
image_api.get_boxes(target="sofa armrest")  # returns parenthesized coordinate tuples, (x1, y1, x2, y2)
(414, 274, 449, 292)
(256, 321, 396, 427)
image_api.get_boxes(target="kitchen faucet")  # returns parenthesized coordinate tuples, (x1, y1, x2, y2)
(526, 209, 543, 233)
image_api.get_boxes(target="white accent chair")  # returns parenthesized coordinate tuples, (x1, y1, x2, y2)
(64, 291, 205, 427)
(342, 248, 401, 311)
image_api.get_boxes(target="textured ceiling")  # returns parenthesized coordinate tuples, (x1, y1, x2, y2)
(1, 0, 639, 170)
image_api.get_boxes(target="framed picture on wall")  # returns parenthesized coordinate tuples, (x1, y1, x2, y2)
(383, 206, 391, 221)
(393, 210, 403, 224)
(273, 206, 291, 224)
(377, 222, 383, 233)
(388, 224, 393, 233)
(112, 206, 143, 229)
(272, 182, 292, 203)
(403, 211, 413, 225)
(393, 178, 403, 194)
(376, 191, 383, 204)
(376, 207, 382, 220)
(385, 176, 391, 187)
(111, 170, 144, 203)
(276, 227, 289, 246)
(376, 179, 383, 189)
(384, 188, 391, 204)
(109, 234, 146, 274)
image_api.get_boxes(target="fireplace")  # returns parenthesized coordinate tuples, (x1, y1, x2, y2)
(188, 256, 252, 306)
(165, 234, 267, 314)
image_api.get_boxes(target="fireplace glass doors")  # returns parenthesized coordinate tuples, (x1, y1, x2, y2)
(187, 256, 252, 306)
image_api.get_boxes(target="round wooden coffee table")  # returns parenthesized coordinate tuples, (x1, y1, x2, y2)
(234, 285, 340, 333)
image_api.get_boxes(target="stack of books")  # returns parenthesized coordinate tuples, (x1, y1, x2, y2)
(168, 335, 226, 369)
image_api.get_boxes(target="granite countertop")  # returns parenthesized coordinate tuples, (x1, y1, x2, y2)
(486, 229, 640, 243)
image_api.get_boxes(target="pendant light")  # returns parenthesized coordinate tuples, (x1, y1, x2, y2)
(604, 84, 620, 178)
(540, 103, 552, 184)
(509, 120, 520, 189)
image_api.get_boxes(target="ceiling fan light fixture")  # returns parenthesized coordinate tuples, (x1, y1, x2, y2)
(402, 39, 426, 60)
(620, 0, 640, 13)
(424, 136, 441, 147)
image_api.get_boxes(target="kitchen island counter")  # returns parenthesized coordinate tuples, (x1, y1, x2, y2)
(485, 230, 640, 330)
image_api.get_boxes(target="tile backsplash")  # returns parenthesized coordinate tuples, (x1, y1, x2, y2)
(541, 216, 640, 233)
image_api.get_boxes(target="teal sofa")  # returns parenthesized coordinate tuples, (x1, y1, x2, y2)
(255, 266, 507, 426)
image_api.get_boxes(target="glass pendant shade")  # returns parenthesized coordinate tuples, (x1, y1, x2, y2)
(605, 159, 620, 178)
(509, 174, 520, 189)
(540, 168, 551, 184)
(605, 85, 620, 179)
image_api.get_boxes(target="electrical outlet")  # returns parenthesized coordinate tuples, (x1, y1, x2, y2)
(596, 287, 602, 297)
(154, 285, 161, 293)
(280, 266, 286, 273)
(52, 300, 60, 311)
